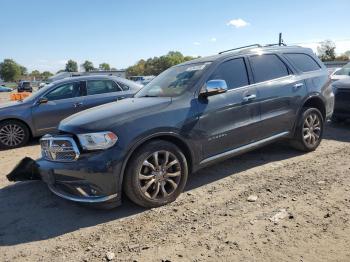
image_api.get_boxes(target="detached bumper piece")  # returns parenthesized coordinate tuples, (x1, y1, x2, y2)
(6, 157, 41, 182)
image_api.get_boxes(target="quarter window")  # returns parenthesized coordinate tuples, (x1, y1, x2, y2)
(250, 54, 290, 83)
(209, 58, 249, 90)
(86, 80, 122, 95)
(117, 81, 130, 90)
(285, 53, 321, 72)
(44, 82, 80, 101)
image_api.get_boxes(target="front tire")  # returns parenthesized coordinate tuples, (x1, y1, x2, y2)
(291, 107, 324, 152)
(0, 120, 30, 149)
(123, 140, 188, 208)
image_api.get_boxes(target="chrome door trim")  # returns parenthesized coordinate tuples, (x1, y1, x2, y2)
(200, 131, 290, 165)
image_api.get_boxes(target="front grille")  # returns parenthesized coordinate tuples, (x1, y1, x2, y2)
(40, 135, 80, 162)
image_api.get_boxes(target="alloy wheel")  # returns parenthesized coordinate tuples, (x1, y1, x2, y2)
(0, 124, 25, 147)
(138, 150, 182, 200)
(302, 112, 322, 147)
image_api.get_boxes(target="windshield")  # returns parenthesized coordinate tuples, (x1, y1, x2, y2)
(335, 62, 350, 76)
(136, 62, 211, 98)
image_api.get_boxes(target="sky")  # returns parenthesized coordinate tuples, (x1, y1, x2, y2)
(1, 0, 350, 73)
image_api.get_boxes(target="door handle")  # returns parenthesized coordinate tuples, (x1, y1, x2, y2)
(243, 94, 257, 102)
(294, 83, 304, 89)
(74, 102, 83, 108)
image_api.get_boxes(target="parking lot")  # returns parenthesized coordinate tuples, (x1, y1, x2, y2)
(1, 91, 350, 261)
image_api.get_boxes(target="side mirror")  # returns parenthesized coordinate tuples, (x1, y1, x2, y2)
(200, 80, 228, 97)
(37, 97, 48, 105)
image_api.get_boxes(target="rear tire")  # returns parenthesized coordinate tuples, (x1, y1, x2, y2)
(0, 120, 30, 149)
(123, 140, 188, 208)
(290, 107, 324, 152)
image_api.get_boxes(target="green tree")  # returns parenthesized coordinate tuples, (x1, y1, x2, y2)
(0, 59, 21, 82)
(126, 51, 198, 76)
(99, 63, 111, 71)
(82, 60, 94, 72)
(317, 40, 336, 61)
(65, 59, 78, 72)
(30, 70, 41, 80)
(41, 71, 53, 80)
(20, 66, 28, 76)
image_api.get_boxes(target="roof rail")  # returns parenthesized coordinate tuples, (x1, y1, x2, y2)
(264, 43, 287, 47)
(218, 44, 262, 54)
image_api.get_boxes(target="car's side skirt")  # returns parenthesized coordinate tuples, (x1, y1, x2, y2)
(200, 131, 290, 166)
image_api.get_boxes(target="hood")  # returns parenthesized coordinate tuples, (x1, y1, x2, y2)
(60, 97, 172, 133)
(0, 101, 24, 110)
(333, 78, 350, 89)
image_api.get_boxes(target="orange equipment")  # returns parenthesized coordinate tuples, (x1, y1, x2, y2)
(10, 92, 31, 101)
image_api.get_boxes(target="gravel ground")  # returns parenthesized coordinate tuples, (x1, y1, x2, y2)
(0, 92, 350, 261)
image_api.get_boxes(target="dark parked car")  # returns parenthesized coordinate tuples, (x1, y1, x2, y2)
(0, 75, 142, 149)
(331, 78, 350, 122)
(0, 85, 12, 92)
(17, 81, 33, 92)
(22, 45, 334, 208)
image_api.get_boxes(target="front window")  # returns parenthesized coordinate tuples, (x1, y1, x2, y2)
(44, 82, 80, 101)
(335, 62, 350, 76)
(136, 62, 210, 98)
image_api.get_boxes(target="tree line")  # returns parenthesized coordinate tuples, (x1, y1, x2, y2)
(0, 59, 53, 82)
(65, 60, 116, 73)
(126, 51, 199, 76)
(317, 40, 350, 62)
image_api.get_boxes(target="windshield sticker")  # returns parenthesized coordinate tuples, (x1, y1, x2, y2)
(186, 64, 208, 72)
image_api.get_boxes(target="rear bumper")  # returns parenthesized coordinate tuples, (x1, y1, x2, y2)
(37, 148, 125, 205)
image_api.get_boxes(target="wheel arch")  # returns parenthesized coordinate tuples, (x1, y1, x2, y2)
(119, 132, 194, 191)
(292, 94, 326, 135)
(301, 95, 326, 119)
(0, 118, 33, 138)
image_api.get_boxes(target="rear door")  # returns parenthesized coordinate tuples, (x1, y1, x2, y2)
(197, 57, 261, 160)
(32, 81, 81, 135)
(248, 53, 307, 138)
(79, 79, 128, 110)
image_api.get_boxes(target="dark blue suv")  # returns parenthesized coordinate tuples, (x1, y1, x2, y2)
(20, 45, 334, 208)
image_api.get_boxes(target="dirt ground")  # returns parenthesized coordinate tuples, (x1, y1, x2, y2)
(0, 92, 350, 261)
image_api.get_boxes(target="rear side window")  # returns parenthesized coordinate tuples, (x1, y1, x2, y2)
(285, 53, 321, 72)
(209, 58, 249, 90)
(86, 80, 122, 95)
(250, 54, 289, 83)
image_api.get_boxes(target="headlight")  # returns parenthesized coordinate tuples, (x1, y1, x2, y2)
(77, 132, 118, 151)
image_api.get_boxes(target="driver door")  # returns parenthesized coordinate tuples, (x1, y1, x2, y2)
(197, 57, 260, 160)
(32, 81, 81, 135)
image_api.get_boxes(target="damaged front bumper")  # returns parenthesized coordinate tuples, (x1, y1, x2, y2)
(7, 151, 124, 206)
